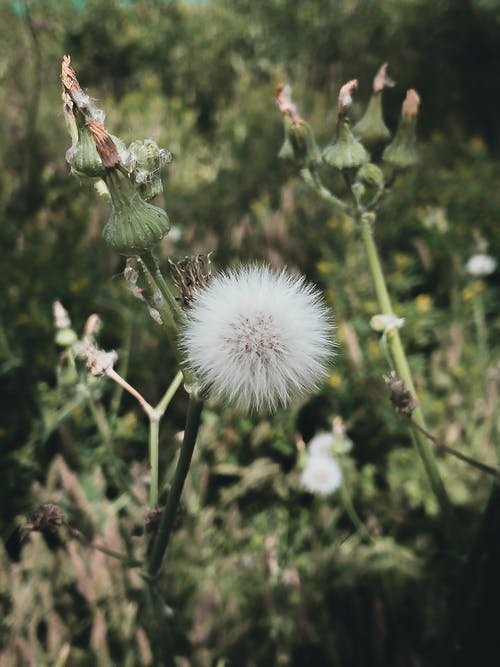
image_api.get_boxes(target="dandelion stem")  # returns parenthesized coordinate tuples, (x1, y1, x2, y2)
(339, 483, 373, 543)
(147, 394, 204, 577)
(359, 214, 458, 534)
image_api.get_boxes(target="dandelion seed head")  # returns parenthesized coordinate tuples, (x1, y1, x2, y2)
(308, 432, 335, 458)
(300, 455, 342, 497)
(182, 265, 334, 413)
(466, 253, 496, 277)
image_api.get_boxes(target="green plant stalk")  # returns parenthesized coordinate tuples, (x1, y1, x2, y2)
(359, 216, 457, 531)
(472, 287, 488, 374)
(339, 482, 373, 543)
(149, 417, 160, 507)
(138, 252, 196, 386)
(301, 167, 349, 212)
(147, 394, 204, 577)
(148, 370, 184, 508)
(138, 253, 180, 354)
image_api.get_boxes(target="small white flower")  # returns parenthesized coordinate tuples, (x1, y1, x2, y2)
(370, 313, 405, 333)
(182, 265, 334, 413)
(466, 254, 496, 277)
(300, 456, 342, 497)
(308, 432, 335, 458)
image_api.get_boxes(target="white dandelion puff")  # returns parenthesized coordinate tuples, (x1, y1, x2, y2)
(300, 455, 342, 497)
(466, 254, 496, 277)
(308, 432, 335, 458)
(182, 265, 334, 413)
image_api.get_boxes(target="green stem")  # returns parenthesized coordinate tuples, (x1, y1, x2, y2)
(359, 215, 458, 534)
(409, 417, 500, 480)
(472, 287, 488, 374)
(149, 371, 183, 507)
(339, 483, 373, 543)
(300, 167, 349, 212)
(156, 370, 184, 417)
(149, 417, 160, 507)
(147, 395, 203, 578)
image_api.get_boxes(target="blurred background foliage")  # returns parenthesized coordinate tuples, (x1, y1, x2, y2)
(0, 0, 499, 665)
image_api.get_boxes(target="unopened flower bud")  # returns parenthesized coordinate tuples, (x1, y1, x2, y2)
(356, 163, 385, 189)
(353, 64, 392, 147)
(128, 139, 169, 201)
(383, 89, 420, 168)
(323, 115, 370, 171)
(88, 122, 171, 256)
(323, 79, 369, 171)
(287, 118, 321, 166)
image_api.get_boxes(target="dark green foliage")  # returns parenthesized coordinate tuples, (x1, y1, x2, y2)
(0, 0, 499, 665)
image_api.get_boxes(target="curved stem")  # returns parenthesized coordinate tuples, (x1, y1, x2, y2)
(147, 395, 204, 578)
(300, 167, 349, 212)
(339, 483, 373, 543)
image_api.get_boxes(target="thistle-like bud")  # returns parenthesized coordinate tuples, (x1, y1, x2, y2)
(356, 162, 385, 189)
(353, 63, 393, 147)
(276, 83, 320, 167)
(323, 80, 370, 171)
(89, 121, 171, 256)
(383, 89, 420, 168)
(128, 139, 171, 201)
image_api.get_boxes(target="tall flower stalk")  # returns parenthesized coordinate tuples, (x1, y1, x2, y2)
(276, 68, 462, 536)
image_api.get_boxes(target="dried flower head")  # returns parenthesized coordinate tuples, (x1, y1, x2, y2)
(182, 265, 334, 412)
(384, 371, 418, 415)
(300, 455, 342, 497)
(73, 338, 118, 376)
(338, 79, 358, 113)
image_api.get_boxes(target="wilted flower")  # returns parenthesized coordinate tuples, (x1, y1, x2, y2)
(466, 254, 496, 277)
(182, 265, 334, 412)
(74, 338, 118, 376)
(300, 455, 342, 497)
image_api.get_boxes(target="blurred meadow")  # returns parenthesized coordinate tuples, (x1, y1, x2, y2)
(1, 0, 500, 665)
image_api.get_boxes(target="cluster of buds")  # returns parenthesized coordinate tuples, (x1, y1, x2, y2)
(276, 64, 421, 203)
(61, 56, 171, 256)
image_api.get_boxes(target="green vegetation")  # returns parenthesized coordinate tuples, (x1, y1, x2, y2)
(1, 1, 499, 665)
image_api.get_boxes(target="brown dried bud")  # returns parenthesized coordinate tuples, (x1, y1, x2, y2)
(28, 504, 67, 533)
(145, 507, 163, 534)
(169, 253, 214, 308)
(87, 120, 120, 168)
(383, 371, 418, 415)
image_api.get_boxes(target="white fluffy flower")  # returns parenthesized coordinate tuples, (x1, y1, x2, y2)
(466, 254, 497, 277)
(300, 455, 342, 497)
(182, 265, 334, 412)
(308, 432, 335, 458)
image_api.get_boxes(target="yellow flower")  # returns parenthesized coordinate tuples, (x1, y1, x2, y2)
(415, 294, 432, 312)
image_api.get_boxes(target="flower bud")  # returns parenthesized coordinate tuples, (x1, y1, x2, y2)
(383, 89, 420, 168)
(356, 163, 384, 188)
(128, 139, 170, 201)
(88, 121, 171, 256)
(323, 115, 370, 171)
(353, 64, 392, 147)
(287, 118, 321, 166)
(103, 168, 171, 256)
